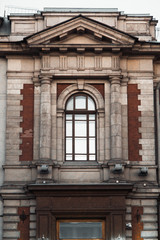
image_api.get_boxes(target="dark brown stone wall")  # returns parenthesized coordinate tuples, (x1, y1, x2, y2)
(128, 84, 142, 161)
(20, 84, 34, 161)
(132, 206, 143, 240)
(18, 207, 30, 240)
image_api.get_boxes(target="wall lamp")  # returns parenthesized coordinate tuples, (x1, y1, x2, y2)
(39, 165, 49, 174)
(38, 235, 49, 240)
(113, 164, 123, 173)
(139, 167, 148, 176)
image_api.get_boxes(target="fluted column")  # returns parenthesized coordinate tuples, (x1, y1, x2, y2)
(110, 76, 122, 160)
(39, 76, 52, 160)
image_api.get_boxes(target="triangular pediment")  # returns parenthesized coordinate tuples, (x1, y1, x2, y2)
(25, 15, 137, 47)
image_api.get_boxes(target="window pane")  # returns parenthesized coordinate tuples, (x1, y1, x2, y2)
(59, 222, 102, 239)
(89, 155, 96, 161)
(66, 114, 72, 120)
(75, 96, 86, 109)
(66, 121, 72, 136)
(66, 155, 72, 161)
(88, 97, 95, 110)
(75, 114, 87, 120)
(66, 138, 72, 153)
(66, 97, 73, 110)
(75, 138, 87, 153)
(75, 155, 87, 161)
(89, 114, 95, 120)
(75, 121, 87, 136)
(89, 138, 95, 154)
(89, 121, 95, 136)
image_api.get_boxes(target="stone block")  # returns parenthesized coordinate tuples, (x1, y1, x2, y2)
(141, 230, 158, 238)
(60, 169, 101, 183)
(30, 222, 36, 229)
(4, 200, 20, 207)
(30, 230, 36, 237)
(3, 215, 19, 222)
(5, 169, 31, 182)
(141, 199, 157, 206)
(141, 132, 154, 139)
(30, 214, 36, 221)
(20, 200, 30, 206)
(3, 222, 18, 230)
(143, 222, 158, 230)
(4, 208, 17, 214)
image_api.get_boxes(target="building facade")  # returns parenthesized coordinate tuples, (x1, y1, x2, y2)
(0, 8, 160, 240)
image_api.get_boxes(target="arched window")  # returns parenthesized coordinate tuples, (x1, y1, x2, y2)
(65, 93, 96, 161)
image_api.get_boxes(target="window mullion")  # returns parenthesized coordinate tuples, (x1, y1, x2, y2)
(87, 114, 89, 161)
(73, 113, 75, 161)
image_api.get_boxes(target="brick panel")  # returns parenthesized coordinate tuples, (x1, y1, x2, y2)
(20, 84, 34, 161)
(128, 84, 142, 161)
(132, 206, 143, 240)
(89, 83, 104, 98)
(18, 207, 30, 240)
(57, 83, 73, 99)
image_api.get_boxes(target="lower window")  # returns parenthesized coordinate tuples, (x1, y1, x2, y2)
(57, 219, 105, 240)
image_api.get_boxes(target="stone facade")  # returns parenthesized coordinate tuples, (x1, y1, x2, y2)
(0, 8, 160, 240)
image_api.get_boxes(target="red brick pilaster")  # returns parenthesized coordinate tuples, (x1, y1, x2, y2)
(18, 207, 30, 240)
(132, 206, 143, 240)
(20, 84, 34, 161)
(128, 84, 142, 161)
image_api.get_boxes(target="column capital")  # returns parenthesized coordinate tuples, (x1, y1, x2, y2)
(109, 75, 122, 85)
(39, 75, 52, 85)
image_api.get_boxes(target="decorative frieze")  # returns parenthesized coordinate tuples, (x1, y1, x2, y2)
(95, 56, 102, 70)
(59, 56, 67, 70)
(77, 56, 85, 70)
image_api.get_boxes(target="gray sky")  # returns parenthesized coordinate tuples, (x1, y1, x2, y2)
(0, 0, 160, 39)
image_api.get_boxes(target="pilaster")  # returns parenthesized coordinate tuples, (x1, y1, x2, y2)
(109, 75, 122, 160)
(39, 76, 52, 160)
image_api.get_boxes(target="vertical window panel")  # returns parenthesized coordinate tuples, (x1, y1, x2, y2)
(66, 121, 72, 136)
(66, 138, 72, 153)
(88, 97, 95, 110)
(75, 96, 86, 109)
(75, 121, 87, 136)
(75, 138, 87, 154)
(89, 121, 95, 136)
(66, 97, 73, 110)
(89, 138, 96, 154)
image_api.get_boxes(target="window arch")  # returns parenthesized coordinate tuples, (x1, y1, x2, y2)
(65, 93, 96, 161)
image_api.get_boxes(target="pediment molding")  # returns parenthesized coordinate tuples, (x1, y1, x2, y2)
(25, 15, 137, 48)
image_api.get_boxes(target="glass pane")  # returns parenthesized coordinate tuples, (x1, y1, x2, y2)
(66, 138, 72, 153)
(59, 222, 102, 239)
(66, 97, 73, 110)
(88, 97, 95, 110)
(66, 155, 72, 161)
(89, 114, 95, 120)
(75, 114, 87, 120)
(89, 155, 96, 161)
(75, 138, 87, 153)
(66, 121, 72, 136)
(89, 138, 95, 154)
(75, 96, 86, 109)
(66, 114, 72, 120)
(89, 121, 95, 136)
(75, 155, 87, 161)
(75, 121, 87, 136)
